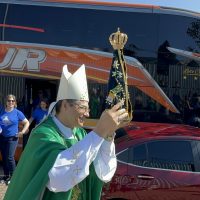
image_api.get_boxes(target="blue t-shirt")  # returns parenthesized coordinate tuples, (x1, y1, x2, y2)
(32, 108, 48, 125)
(0, 108, 26, 137)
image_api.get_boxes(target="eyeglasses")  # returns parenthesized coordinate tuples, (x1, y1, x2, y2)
(7, 100, 15, 102)
(73, 104, 90, 113)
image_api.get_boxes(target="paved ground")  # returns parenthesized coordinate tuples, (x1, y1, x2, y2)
(0, 182, 7, 200)
(0, 164, 7, 200)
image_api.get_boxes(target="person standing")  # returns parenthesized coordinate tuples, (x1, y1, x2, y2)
(31, 89, 44, 110)
(0, 94, 29, 184)
(22, 98, 49, 149)
(4, 65, 129, 200)
(29, 98, 49, 126)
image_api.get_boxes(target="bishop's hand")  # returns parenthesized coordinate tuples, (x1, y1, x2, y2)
(93, 101, 129, 139)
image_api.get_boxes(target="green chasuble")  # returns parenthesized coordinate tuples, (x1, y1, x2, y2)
(4, 116, 103, 200)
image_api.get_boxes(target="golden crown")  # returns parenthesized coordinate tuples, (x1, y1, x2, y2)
(109, 28, 128, 50)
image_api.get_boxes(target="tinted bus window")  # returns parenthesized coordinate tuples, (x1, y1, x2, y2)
(0, 3, 7, 40)
(5, 4, 199, 63)
(4, 4, 158, 59)
(158, 14, 200, 52)
(157, 14, 200, 71)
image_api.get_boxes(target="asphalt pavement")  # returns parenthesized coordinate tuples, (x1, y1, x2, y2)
(0, 163, 7, 200)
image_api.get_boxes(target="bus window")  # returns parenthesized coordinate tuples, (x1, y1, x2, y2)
(4, 3, 159, 60)
(0, 3, 7, 40)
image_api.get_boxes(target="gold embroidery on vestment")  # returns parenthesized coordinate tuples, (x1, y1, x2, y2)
(71, 185, 81, 200)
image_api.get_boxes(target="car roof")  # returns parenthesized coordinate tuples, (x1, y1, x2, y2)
(120, 122, 200, 141)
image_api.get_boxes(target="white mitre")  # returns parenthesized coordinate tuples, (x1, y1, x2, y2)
(57, 64, 89, 101)
(48, 64, 89, 115)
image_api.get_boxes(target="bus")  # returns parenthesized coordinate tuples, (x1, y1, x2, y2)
(0, 0, 200, 123)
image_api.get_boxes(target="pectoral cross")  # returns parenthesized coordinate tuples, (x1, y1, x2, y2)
(74, 165, 82, 175)
(72, 148, 80, 160)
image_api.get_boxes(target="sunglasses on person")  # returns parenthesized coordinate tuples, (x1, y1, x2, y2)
(7, 100, 15, 102)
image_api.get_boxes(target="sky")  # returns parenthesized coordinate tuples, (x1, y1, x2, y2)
(99, 0, 200, 13)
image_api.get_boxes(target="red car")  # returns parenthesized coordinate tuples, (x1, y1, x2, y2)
(102, 122, 200, 200)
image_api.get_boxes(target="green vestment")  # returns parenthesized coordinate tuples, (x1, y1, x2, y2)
(4, 117, 103, 200)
